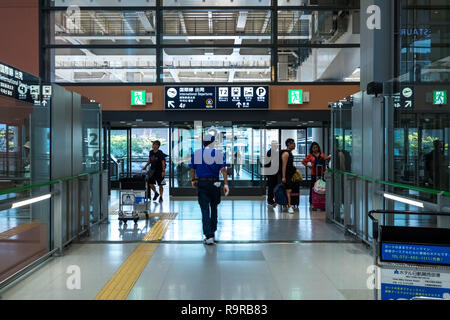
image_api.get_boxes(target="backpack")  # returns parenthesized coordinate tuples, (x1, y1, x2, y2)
(274, 184, 288, 206)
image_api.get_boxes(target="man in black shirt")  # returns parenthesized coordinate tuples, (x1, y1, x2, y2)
(142, 140, 167, 202)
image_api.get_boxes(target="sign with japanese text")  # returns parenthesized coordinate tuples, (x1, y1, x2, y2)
(165, 86, 269, 110)
(0, 62, 40, 104)
(381, 243, 450, 266)
(381, 267, 450, 300)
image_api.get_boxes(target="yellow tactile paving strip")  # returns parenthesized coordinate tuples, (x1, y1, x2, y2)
(0, 222, 40, 240)
(94, 213, 177, 300)
(142, 213, 177, 241)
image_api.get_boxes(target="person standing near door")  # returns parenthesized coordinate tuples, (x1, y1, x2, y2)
(302, 142, 331, 207)
(265, 141, 279, 207)
(189, 133, 229, 245)
(280, 138, 297, 214)
(142, 140, 167, 202)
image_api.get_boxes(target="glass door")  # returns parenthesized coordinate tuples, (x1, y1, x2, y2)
(131, 127, 169, 175)
(110, 129, 130, 181)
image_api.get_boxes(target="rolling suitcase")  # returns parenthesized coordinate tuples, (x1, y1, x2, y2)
(312, 189, 326, 211)
(311, 165, 326, 211)
(290, 181, 301, 208)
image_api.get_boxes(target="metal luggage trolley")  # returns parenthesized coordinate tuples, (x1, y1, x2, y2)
(118, 174, 150, 225)
(369, 210, 450, 300)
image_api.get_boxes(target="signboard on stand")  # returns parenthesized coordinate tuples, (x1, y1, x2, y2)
(381, 267, 450, 300)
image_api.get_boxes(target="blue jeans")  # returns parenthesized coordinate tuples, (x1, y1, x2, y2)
(197, 181, 221, 238)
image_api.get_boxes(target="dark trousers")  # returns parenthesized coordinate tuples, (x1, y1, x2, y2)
(267, 175, 278, 204)
(309, 175, 318, 204)
(197, 181, 221, 238)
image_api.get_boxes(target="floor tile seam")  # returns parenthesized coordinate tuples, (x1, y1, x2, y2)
(261, 255, 293, 300)
(130, 247, 174, 300)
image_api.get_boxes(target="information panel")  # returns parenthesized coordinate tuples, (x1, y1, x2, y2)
(381, 243, 450, 266)
(165, 86, 269, 110)
(216, 86, 268, 109)
(0, 62, 40, 104)
(381, 267, 450, 300)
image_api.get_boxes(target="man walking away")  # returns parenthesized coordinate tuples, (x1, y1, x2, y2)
(142, 140, 167, 202)
(189, 134, 229, 245)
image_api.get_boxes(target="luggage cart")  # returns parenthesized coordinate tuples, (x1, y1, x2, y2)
(118, 174, 149, 225)
(368, 210, 450, 300)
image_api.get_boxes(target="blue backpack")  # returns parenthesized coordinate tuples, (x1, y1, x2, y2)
(274, 184, 288, 206)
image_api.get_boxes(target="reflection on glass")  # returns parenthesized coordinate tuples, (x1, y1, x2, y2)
(331, 100, 352, 224)
(51, 10, 156, 45)
(400, 5, 450, 83)
(163, 10, 271, 45)
(51, 0, 156, 6)
(278, 10, 360, 45)
(53, 48, 156, 83)
(278, 47, 360, 82)
(0, 87, 51, 283)
(171, 122, 201, 187)
(163, 0, 271, 6)
(162, 47, 271, 83)
(110, 129, 129, 180)
(131, 128, 169, 174)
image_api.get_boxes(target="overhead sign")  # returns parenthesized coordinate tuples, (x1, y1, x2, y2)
(288, 90, 303, 104)
(381, 267, 450, 300)
(165, 86, 269, 110)
(0, 62, 40, 104)
(433, 90, 447, 105)
(131, 90, 146, 106)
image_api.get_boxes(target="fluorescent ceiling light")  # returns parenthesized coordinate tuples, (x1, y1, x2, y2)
(383, 193, 424, 208)
(12, 194, 52, 209)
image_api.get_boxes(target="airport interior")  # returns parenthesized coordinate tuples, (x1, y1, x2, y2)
(0, 0, 449, 302)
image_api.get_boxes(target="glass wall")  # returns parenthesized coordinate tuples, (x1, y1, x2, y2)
(0, 70, 51, 283)
(389, 1, 450, 203)
(43, 1, 360, 84)
(400, 0, 450, 82)
(330, 101, 352, 224)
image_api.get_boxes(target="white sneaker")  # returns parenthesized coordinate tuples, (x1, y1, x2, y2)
(204, 237, 215, 245)
(288, 207, 294, 214)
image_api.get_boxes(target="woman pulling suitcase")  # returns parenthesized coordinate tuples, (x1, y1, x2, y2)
(302, 142, 331, 211)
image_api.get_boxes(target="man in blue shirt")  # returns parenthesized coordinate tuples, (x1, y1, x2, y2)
(189, 133, 229, 245)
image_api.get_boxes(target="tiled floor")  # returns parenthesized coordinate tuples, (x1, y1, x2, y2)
(0, 242, 374, 300)
(0, 191, 375, 300)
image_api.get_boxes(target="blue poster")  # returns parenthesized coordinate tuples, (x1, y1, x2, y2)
(381, 283, 450, 300)
(382, 243, 450, 265)
(381, 268, 450, 300)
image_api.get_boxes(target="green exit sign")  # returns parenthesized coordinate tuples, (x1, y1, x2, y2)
(433, 90, 447, 105)
(288, 90, 303, 104)
(131, 90, 146, 106)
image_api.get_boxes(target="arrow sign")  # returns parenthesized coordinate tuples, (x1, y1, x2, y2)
(168, 101, 175, 108)
(42, 100, 47, 106)
(405, 100, 412, 108)
(236, 102, 242, 108)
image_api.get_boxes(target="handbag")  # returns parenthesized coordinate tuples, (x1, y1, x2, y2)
(313, 179, 326, 194)
(292, 169, 303, 182)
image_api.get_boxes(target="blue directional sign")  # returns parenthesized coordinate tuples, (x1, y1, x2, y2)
(165, 86, 269, 110)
